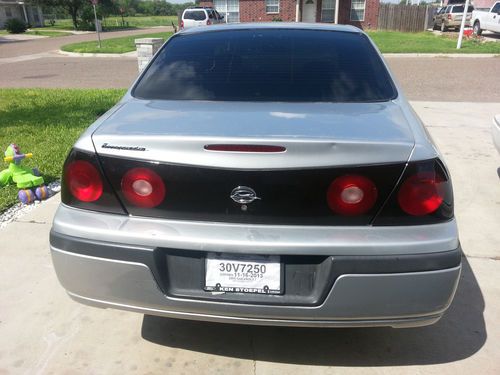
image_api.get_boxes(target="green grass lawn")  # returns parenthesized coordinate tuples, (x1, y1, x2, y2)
(26, 30, 72, 37)
(61, 31, 172, 53)
(60, 29, 500, 54)
(103, 15, 178, 28)
(46, 15, 177, 30)
(367, 31, 500, 54)
(0, 89, 125, 213)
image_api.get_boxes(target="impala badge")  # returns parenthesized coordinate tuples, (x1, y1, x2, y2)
(230, 186, 260, 205)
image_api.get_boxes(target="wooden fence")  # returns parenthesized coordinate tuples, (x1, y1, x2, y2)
(378, 4, 438, 32)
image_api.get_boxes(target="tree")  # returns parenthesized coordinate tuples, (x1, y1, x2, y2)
(33, 0, 86, 29)
(32, 0, 116, 29)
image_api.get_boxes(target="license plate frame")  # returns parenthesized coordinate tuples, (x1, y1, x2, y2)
(204, 253, 283, 295)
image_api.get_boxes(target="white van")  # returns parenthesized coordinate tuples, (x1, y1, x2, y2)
(180, 7, 224, 30)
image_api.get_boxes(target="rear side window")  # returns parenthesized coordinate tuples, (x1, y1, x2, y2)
(183, 10, 206, 20)
(452, 6, 473, 13)
(133, 29, 397, 103)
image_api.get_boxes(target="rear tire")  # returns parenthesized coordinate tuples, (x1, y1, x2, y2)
(432, 22, 439, 31)
(473, 21, 482, 36)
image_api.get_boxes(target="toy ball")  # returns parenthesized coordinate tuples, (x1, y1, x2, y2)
(18, 189, 36, 204)
(35, 186, 50, 201)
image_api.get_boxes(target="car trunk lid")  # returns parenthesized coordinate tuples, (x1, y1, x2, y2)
(92, 99, 414, 169)
(91, 99, 414, 225)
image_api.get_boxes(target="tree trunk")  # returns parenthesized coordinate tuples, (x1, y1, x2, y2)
(68, 4, 79, 30)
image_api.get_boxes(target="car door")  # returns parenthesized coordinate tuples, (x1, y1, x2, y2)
(490, 3, 500, 32)
(434, 8, 442, 25)
(443, 6, 451, 26)
(208, 10, 217, 25)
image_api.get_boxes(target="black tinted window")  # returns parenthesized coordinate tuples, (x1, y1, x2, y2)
(184, 11, 206, 20)
(133, 29, 397, 102)
(452, 6, 473, 12)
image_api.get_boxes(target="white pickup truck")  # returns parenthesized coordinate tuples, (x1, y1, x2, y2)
(471, 1, 500, 35)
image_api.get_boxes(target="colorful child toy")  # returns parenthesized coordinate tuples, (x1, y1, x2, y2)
(0, 144, 51, 204)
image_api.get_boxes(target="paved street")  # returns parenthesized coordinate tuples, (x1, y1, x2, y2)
(0, 27, 172, 58)
(1, 30, 500, 101)
(0, 30, 499, 374)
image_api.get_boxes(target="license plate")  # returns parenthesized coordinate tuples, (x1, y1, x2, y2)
(204, 253, 281, 294)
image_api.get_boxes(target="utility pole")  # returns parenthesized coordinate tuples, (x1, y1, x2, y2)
(457, 0, 470, 49)
(91, 0, 102, 49)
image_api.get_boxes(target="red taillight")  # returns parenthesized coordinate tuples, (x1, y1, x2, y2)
(180, 20, 184, 29)
(327, 175, 378, 216)
(65, 160, 103, 202)
(121, 168, 166, 208)
(397, 173, 444, 216)
(448, 14, 452, 20)
(207, 19, 212, 25)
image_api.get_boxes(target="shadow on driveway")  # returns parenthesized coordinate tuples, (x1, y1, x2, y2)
(141, 257, 485, 366)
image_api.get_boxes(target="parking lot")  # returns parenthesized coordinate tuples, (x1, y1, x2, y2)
(0, 30, 500, 374)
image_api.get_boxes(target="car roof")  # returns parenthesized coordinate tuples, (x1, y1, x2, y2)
(177, 22, 362, 36)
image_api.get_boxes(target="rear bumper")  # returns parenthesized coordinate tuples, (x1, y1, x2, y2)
(50, 205, 462, 328)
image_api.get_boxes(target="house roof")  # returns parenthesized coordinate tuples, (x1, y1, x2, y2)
(179, 22, 362, 36)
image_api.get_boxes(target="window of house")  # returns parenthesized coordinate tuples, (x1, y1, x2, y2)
(266, 0, 279, 14)
(321, 0, 335, 22)
(214, 0, 240, 22)
(5, 7, 13, 17)
(350, 0, 366, 21)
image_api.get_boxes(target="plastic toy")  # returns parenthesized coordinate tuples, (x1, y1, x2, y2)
(0, 144, 51, 204)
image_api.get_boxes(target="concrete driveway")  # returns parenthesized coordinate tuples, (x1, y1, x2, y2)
(0, 101, 499, 374)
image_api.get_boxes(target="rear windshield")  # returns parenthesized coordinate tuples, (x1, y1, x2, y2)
(133, 29, 397, 102)
(452, 6, 473, 13)
(183, 10, 206, 20)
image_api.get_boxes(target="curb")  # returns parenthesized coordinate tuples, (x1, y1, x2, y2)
(58, 50, 137, 58)
(383, 53, 500, 58)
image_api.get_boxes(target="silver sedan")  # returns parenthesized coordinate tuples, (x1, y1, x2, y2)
(50, 23, 461, 328)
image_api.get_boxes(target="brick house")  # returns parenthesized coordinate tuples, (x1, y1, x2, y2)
(198, 0, 380, 29)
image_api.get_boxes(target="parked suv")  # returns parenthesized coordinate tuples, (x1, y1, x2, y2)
(433, 4, 474, 31)
(180, 7, 224, 30)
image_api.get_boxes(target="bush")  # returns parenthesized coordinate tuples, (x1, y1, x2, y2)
(5, 18, 27, 34)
